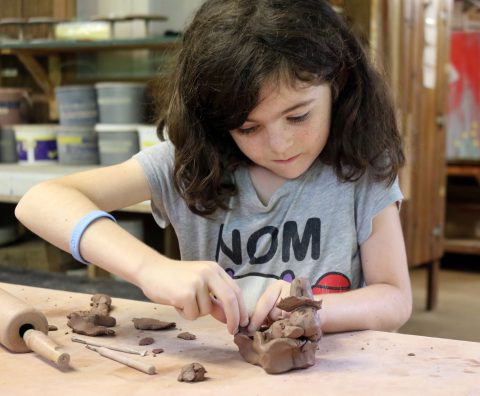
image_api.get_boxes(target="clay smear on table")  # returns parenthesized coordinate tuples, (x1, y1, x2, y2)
(132, 317, 176, 330)
(234, 277, 322, 374)
(177, 363, 207, 382)
(67, 294, 116, 336)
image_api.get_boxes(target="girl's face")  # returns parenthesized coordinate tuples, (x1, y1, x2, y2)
(230, 80, 332, 179)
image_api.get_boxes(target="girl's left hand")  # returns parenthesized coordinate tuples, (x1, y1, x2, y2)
(247, 280, 292, 333)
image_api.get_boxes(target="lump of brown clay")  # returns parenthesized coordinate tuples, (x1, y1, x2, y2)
(67, 293, 116, 336)
(139, 337, 155, 346)
(48, 325, 58, 331)
(90, 294, 112, 316)
(67, 313, 115, 336)
(132, 317, 176, 330)
(177, 363, 207, 382)
(152, 348, 164, 355)
(234, 277, 322, 374)
(177, 332, 196, 340)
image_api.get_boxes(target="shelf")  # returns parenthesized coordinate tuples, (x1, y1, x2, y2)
(447, 163, 480, 183)
(444, 238, 480, 255)
(0, 36, 180, 54)
(0, 36, 180, 119)
(0, 163, 150, 213)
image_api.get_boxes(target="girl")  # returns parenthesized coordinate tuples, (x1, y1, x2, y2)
(15, 0, 412, 336)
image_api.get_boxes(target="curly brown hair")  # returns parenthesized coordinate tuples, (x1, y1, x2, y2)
(156, 0, 404, 216)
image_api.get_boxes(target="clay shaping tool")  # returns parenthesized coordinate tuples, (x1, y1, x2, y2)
(0, 287, 70, 370)
(85, 345, 156, 375)
(71, 335, 147, 356)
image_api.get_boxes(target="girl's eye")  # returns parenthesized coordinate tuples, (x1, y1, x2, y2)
(237, 125, 258, 134)
(287, 112, 310, 124)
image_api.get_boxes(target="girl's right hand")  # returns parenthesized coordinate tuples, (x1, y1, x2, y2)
(136, 258, 249, 335)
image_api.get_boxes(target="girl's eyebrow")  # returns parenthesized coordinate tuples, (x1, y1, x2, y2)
(245, 99, 315, 122)
(279, 98, 315, 115)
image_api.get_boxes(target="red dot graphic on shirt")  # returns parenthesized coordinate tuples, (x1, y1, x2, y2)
(312, 272, 351, 295)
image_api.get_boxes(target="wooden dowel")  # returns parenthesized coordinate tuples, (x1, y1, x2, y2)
(86, 345, 156, 375)
(23, 329, 70, 370)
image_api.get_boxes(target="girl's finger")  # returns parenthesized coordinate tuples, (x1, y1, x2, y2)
(247, 282, 282, 333)
(210, 296, 227, 323)
(218, 269, 249, 327)
(178, 294, 200, 320)
(208, 274, 241, 334)
(196, 283, 213, 317)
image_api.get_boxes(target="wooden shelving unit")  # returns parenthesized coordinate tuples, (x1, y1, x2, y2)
(445, 162, 480, 256)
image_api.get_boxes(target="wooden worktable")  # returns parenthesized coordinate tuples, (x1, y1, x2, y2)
(0, 282, 479, 396)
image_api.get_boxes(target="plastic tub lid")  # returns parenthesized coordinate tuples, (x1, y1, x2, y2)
(95, 123, 140, 132)
(13, 124, 57, 131)
(55, 125, 95, 132)
(95, 82, 146, 89)
(55, 85, 96, 92)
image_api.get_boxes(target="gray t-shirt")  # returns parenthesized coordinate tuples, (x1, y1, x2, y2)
(134, 141, 403, 312)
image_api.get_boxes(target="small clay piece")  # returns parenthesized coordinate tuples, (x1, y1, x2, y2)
(67, 293, 116, 336)
(234, 277, 322, 374)
(139, 337, 155, 346)
(177, 332, 196, 340)
(48, 325, 58, 331)
(132, 317, 176, 330)
(177, 363, 207, 382)
(152, 348, 164, 355)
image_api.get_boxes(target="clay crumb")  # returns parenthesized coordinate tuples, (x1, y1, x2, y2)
(177, 332, 196, 340)
(48, 325, 58, 331)
(152, 348, 164, 355)
(177, 363, 207, 382)
(139, 337, 155, 346)
(408, 353, 416, 356)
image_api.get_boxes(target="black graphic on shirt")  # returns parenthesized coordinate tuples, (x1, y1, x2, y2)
(215, 218, 321, 265)
(224, 269, 351, 295)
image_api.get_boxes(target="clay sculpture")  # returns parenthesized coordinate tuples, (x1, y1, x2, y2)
(67, 293, 116, 336)
(234, 277, 322, 374)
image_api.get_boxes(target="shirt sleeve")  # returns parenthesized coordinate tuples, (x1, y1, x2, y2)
(355, 173, 404, 245)
(132, 141, 176, 228)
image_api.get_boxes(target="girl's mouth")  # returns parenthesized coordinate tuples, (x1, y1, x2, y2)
(274, 154, 300, 164)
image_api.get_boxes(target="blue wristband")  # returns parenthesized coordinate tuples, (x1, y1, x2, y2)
(70, 210, 116, 265)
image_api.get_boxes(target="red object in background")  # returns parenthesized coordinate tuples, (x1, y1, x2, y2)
(447, 31, 480, 160)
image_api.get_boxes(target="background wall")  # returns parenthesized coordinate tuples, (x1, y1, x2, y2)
(77, 0, 205, 37)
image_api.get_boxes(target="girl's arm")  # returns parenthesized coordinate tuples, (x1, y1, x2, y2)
(317, 203, 412, 332)
(15, 159, 248, 334)
(248, 203, 412, 333)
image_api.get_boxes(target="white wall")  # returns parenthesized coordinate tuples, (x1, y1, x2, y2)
(77, 0, 205, 37)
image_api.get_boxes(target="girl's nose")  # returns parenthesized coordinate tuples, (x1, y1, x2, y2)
(267, 126, 293, 155)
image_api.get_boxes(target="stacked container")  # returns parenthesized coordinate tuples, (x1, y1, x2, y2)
(54, 85, 99, 165)
(0, 88, 31, 164)
(94, 82, 147, 166)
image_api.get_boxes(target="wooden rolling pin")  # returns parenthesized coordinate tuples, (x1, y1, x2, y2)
(0, 287, 70, 370)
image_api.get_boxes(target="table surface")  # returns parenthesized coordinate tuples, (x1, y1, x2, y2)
(0, 282, 479, 396)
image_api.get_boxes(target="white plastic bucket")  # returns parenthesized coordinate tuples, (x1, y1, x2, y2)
(95, 123, 140, 166)
(13, 124, 57, 165)
(137, 124, 160, 150)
